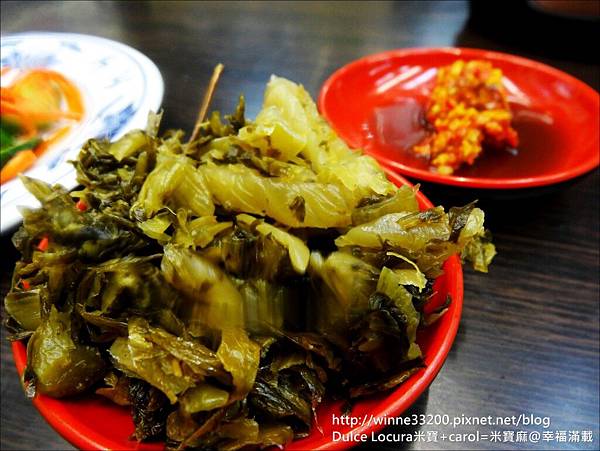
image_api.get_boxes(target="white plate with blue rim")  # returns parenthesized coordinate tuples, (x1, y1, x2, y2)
(0, 32, 164, 233)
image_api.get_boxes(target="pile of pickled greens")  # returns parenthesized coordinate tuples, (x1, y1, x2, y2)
(4, 76, 495, 450)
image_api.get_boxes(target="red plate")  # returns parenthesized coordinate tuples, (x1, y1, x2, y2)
(12, 171, 463, 450)
(319, 48, 599, 189)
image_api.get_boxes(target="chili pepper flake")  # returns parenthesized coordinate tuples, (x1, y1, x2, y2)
(37, 235, 49, 252)
(76, 199, 88, 212)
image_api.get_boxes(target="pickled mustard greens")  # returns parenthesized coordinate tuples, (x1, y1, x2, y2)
(4, 75, 495, 450)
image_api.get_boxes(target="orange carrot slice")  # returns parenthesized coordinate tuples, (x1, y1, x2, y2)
(1, 69, 85, 183)
(0, 150, 37, 184)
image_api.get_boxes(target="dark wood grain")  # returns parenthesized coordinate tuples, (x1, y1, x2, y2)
(1, 1, 598, 450)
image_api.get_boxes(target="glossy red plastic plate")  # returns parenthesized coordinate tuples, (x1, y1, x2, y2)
(12, 171, 463, 450)
(319, 48, 599, 189)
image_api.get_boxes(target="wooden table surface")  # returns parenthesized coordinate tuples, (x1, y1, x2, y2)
(1, 1, 598, 450)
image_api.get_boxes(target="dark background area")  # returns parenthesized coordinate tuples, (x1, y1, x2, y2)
(1, 1, 598, 450)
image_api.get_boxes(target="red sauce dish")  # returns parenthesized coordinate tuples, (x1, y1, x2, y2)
(319, 48, 599, 189)
(11, 170, 463, 450)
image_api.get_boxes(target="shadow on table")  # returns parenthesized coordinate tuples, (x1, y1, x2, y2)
(457, 0, 599, 63)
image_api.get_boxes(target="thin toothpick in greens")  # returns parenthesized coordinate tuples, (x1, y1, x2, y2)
(187, 63, 224, 146)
